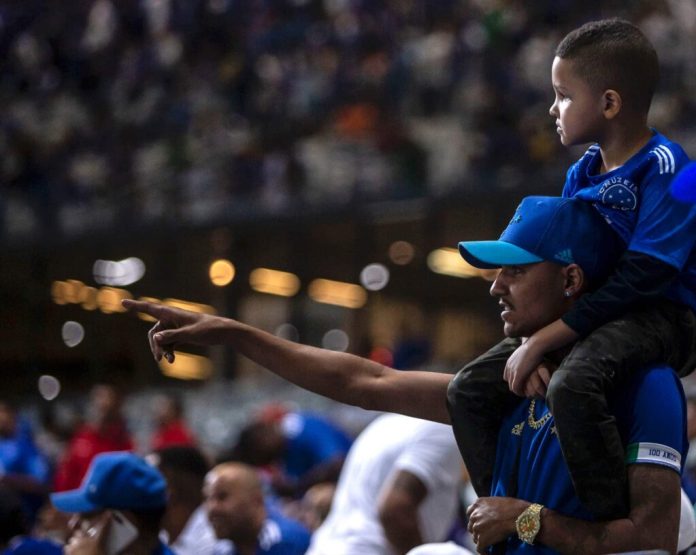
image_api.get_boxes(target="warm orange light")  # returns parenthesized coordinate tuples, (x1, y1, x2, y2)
(97, 287, 132, 313)
(51, 281, 68, 305)
(427, 248, 496, 279)
(209, 259, 236, 287)
(159, 352, 213, 380)
(80, 286, 99, 311)
(249, 268, 301, 297)
(308, 279, 367, 309)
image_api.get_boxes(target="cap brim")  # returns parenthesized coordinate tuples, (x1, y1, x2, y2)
(458, 240, 543, 269)
(50, 489, 100, 514)
(672, 163, 696, 203)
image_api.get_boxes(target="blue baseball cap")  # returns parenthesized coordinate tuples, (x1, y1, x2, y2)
(50, 452, 167, 513)
(671, 162, 696, 203)
(458, 196, 621, 284)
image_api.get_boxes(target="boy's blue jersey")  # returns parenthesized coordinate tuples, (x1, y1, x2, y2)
(562, 131, 696, 310)
(491, 365, 687, 555)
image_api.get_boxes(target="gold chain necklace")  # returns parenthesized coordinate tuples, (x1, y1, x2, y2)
(527, 399, 552, 429)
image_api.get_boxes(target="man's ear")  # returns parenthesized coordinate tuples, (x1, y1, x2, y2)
(562, 264, 586, 297)
(602, 89, 622, 120)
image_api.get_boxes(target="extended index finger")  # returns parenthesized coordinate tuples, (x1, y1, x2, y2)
(122, 299, 166, 319)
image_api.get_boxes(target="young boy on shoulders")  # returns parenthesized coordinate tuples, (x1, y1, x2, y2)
(448, 18, 696, 520)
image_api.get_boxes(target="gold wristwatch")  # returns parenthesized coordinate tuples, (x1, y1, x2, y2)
(515, 503, 544, 545)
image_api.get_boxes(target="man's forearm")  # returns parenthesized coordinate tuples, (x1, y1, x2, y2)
(537, 466, 679, 555)
(223, 319, 381, 407)
(124, 300, 452, 423)
(538, 509, 652, 555)
(219, 318, 452, 422)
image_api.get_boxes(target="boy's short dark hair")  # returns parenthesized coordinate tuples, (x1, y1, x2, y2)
(555, 18, 658, 115)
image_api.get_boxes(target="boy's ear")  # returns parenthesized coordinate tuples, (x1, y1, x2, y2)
(602, 89, 622, 120)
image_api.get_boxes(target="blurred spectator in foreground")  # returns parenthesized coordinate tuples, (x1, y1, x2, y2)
(307, 414, 462, 555)
(54, 384, 133, 491)
(151, 393, 197, 451)
(291, 482, 336, 533)
(0, 400, 51, 525)
(204, 462, 310, 555)
(33, 502, 72, 545)
(51, 451, 172, 555)
(227, 408, 352, 498)
(150, 445, 216, 555)
(0, 486, 62, 555)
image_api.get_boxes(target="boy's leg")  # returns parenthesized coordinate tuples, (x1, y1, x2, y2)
(447, 338, 521, 497)
(547, 301, 696, 520)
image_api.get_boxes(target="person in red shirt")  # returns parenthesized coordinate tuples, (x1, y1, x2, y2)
(151, 393, 196, 451)
(53, 384, 133, 491)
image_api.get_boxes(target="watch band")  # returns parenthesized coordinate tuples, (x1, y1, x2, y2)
(515, 503, 544, 545)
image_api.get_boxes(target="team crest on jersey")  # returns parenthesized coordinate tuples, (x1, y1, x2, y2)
(598, 177, 638, 211)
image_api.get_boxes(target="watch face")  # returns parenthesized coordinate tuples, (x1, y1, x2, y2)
(516, 507, 542, 545)
(519, 514, 540, 535)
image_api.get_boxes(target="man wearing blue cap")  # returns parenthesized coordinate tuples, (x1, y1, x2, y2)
(51, 451, 175, 555)
(123, 196, 686, 554)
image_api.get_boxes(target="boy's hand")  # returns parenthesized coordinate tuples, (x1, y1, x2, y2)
(505, 319, 578, 395)
(523, 362, 554, 399)
(505, 341, 543, 396)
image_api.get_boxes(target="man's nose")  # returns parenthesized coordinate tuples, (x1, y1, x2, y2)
(489, 276, 503, 297)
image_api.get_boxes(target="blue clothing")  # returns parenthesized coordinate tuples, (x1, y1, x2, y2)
(281, 412, 352, 480)
(0, 423, 51, 484)
(214, 513, 310, 555)
(1, 538, 62, 555)
(491, 365, 688, 555)
(562, 131, 696, 310)
(0, 420, 51, 524)
(153, 542, 176, 555)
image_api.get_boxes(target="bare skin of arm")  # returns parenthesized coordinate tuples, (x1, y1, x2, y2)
(378, 471, 427, 554)
(122, 300, 452, 424)
(467, 464, 680, 554)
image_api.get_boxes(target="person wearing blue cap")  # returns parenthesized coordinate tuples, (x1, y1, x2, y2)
(50, 451, 175, 555)
(123, 194, 686, 554)
(447, 18, 696, 524)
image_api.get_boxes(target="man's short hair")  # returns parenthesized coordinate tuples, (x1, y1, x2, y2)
(555, 18, 658, 115)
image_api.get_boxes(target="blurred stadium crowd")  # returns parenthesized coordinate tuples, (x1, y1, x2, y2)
(0, 383, 476, 553)
(2, 0, 696, 242)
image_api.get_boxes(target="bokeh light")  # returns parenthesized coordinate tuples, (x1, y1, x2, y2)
(62, 321, 85, 347)
(322, 329, 350, 352)
(388, 241, 415, 265)
(360, 263, 390, 291)
(209, 259, 236, 287)
(38, 375, 61, 400)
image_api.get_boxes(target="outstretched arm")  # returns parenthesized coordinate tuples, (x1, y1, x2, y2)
(468, 464, 680, 554)
(122, 299, 452, 423)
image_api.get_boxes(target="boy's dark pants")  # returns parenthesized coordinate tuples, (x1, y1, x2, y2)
(447, 301, 696, 520)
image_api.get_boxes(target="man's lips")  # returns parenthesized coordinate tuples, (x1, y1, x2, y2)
(499, 301, 513, 319)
